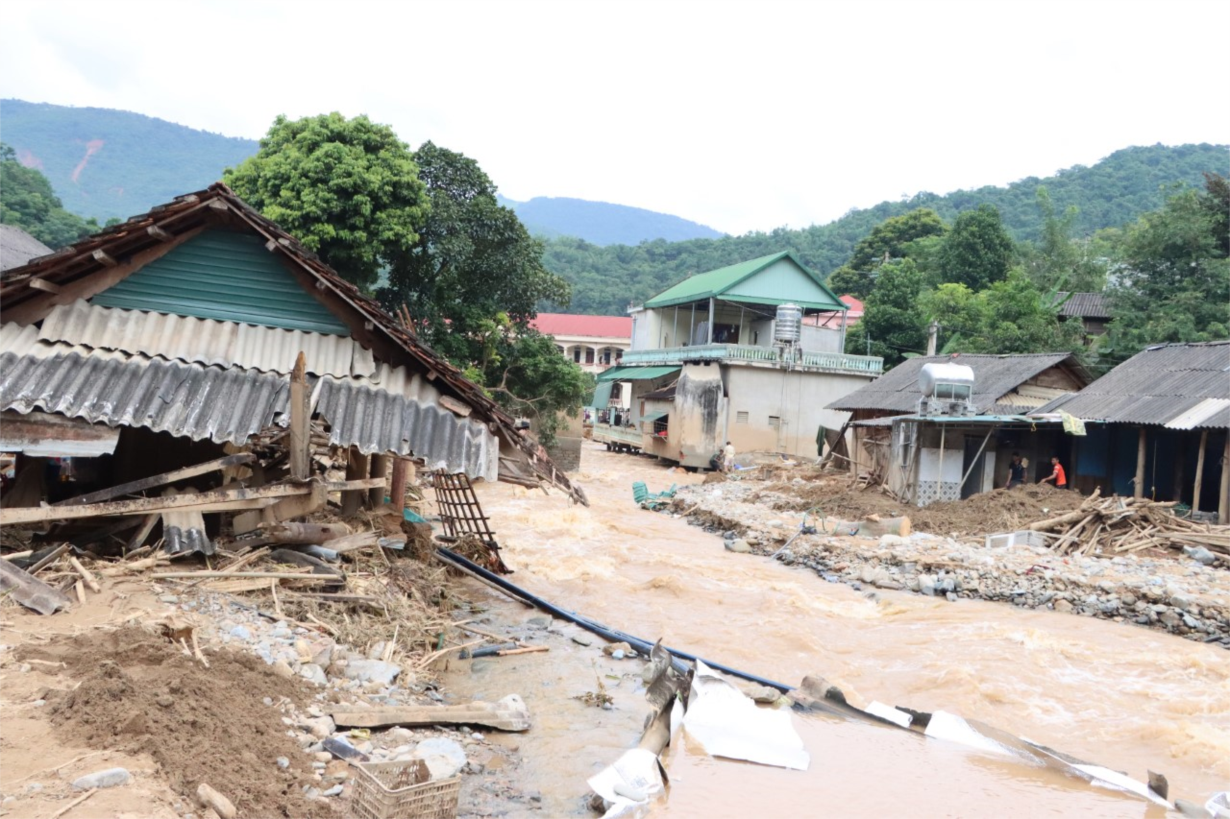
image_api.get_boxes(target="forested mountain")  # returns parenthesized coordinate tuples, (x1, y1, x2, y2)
(0, 99, 258, 220)
(499, 195, 724, 245)
(543, 143, 1229, 315)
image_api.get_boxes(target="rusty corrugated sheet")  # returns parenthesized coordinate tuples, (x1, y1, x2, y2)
(313, 378, 498, 481)
(38, 300, 376, 378)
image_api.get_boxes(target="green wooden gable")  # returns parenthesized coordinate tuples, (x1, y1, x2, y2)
(91, 230, 350, 335)
(643, 251, 846, 312)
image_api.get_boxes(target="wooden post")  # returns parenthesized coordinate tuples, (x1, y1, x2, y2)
(342, 448, 369, 516)
(1134, 427, 1146, 500)
(389, 457, 410, 512)
(1192, 430, 1208, 514)
(369, 454, 391, 507)
(1219, 433, 1229, 526)
(289, 352, 310, 481)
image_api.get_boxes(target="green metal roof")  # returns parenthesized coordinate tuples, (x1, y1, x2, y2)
(587, 381, 615, 408)
(597, 365, 681, 382)
(643, 251, 845, 311)
(641, 411, 668, 423)
(92, 230, 351, 335)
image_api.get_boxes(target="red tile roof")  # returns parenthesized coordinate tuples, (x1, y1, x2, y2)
(531, 313, 632, 339)
(806, 295, 862, 328)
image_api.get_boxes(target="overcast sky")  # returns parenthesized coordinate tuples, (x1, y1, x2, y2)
(2, 0, 1227, 235)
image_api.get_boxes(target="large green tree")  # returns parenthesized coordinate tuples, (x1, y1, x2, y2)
(1104, 177, 1230, 362)
(934, 204, 1016, 291)
(224, 113, 428, 290)
(827, 208, 946, 299)
(845, 259, 928, 366)
(0, 143, 99, 249)
(1020, 188, 1108, 293)
(925, 271, 1082, 356)
(376, 142, 580, 444)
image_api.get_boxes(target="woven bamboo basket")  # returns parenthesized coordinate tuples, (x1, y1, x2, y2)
(350, 759, 461, 819)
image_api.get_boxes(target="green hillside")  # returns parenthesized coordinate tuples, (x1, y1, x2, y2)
(0, 99, 258, 221)
(542, 143, 1229, 314)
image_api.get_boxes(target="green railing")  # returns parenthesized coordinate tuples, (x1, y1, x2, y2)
(621, 344, 883, 375)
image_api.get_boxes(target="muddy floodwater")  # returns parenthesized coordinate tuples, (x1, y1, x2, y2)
(463, 443, 1229, 817)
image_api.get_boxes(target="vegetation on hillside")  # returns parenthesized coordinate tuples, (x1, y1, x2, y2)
(539, 143, 1228, 315)
(0, 143, 103, 248)
(0, 99, 257, 221)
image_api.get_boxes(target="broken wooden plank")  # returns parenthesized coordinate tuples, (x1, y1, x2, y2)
(325, 478, 388, 491)
(55, 453, 256, 507)
(290, 353, 310, 481)
(239, 522, 352, 547)
(1, 482, 310, 525)
(27, 544, 70, 575)
(321, 531, 379, 553)
(153, 570, 336, 583)
(125, 514, 160, 552)
(330, 701, 530, 732)
(68, 556, 101, 593)
(0, 558, 73, 614)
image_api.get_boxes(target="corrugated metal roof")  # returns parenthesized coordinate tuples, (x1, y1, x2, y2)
(1057, 341, 1230, 428)
(597, 365, 680, 382)
(827, 353, 1087, 413)
(643, 252, 845, 311)
(0, 225, 53, 272)
(313, 379, 497, 481)
(0, 350, 291, 446)
(1165, 398, 1230, 430)
(1053, 292, 1112, 319)
(0, 325, 498, 478)
(39, 300, 376, 378)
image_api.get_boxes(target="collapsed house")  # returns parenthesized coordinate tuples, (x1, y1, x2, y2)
(826, 353, 1092, 505)
(592, 252, 883, 467)
(0, 183, 584, 550)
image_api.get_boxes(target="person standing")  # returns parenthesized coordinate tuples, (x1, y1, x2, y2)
(1005, 452, 1026, 489)
(1039, 456, 1067, 488)
(722, 440, 736, 473)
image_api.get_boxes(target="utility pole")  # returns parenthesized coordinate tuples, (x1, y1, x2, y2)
(926, 321, 939, 357)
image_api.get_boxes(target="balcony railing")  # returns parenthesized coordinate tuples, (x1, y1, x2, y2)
(620, 343, 883, 375)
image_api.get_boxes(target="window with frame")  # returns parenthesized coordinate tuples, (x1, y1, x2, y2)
(736, 411, 749, 424)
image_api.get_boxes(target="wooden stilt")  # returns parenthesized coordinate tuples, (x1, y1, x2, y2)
(1134, 427, 1146, 500)
(1192, 430, 1208, 514)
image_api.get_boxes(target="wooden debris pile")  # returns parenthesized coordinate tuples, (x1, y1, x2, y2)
(1028, 489, 1230, 561)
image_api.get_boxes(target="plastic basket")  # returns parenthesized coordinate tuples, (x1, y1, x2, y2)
(350, 760, 461, 819)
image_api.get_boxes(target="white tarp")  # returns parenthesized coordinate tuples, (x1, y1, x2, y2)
(681, 660, 809, 770)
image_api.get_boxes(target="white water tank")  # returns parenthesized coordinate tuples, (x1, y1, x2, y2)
(774, 304, 802, 344)
(919, 362, 975, 399)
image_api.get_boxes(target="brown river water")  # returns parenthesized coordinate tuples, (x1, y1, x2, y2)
(452, 443, 1229, 818)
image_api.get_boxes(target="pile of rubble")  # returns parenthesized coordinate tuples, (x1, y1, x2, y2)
(670, 476, 1230, 647)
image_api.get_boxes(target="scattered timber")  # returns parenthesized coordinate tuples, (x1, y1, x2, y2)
(330, 701, 531, 732)
(1029, 490, 1230, 558)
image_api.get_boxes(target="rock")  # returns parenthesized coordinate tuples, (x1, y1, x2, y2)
(603, 642, 632, 657)
(872, 574, 903, 591)
(72, 767, 130, 790)
(344, 660, 402, 686)
(527, 616, 551, 630)
(276, 757, 290, 770)
(571, 634, 593, 647)
(1183, 546, 1216, 566)
(384, 727, 414, 743)
(299, 664, 328, 686)
(743, 684, 782, 704)
(1053, 599, 1074, 613)
(321, 785, 343, 797)
(611, 650, 626, 660)
(366, 642, 386, 660)
(1160, 609, 1183, 630)
(412, 738, 468, 780)
(299, 716, 336, 739)
(945, 591, 959, 603)
(314, 751, 333, 763)
(271, 660, 295, 679)
(918, 575, 936, 596)
(1169, 594, 1193, 612)
(725, 539, 752, 553)
(196, 783, 237, 819)
(229, 625, 252, 642)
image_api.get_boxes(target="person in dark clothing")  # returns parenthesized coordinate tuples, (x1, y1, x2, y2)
(1005, 452, 1026, 489)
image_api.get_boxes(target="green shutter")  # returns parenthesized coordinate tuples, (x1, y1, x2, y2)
(92, 230, 350, 335)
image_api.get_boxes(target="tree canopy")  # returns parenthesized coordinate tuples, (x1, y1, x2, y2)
(224, 113, 428, 290)
(827, 208, 947, 299)
(935, 204, 1016, 291)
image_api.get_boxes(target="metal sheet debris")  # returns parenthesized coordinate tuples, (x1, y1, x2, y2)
(682, 659, 809, 770)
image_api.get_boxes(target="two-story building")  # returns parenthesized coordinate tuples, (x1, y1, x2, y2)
(531, 312, 632, 374)
(593, 252, 883, 467)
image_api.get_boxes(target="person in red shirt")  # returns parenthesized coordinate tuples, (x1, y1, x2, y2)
(1039, 456, 1067, 488)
